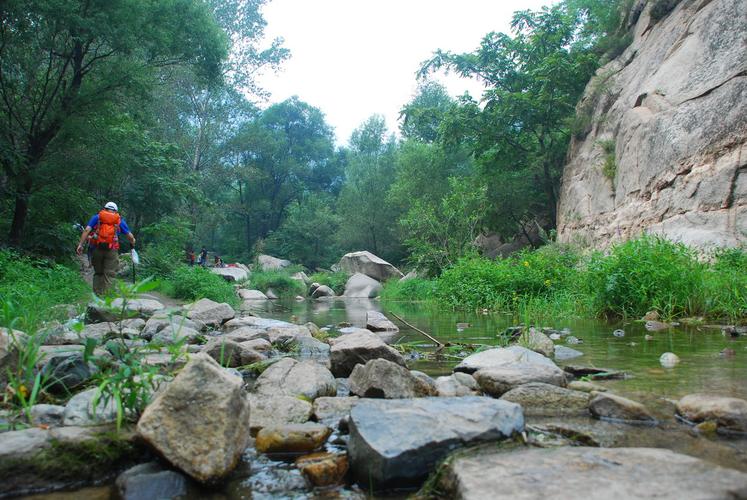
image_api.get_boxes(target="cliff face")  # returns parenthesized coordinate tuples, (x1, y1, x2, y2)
(556, 0, 747, 249)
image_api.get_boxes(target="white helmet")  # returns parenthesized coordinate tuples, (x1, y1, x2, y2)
(104, 201, 118, 212)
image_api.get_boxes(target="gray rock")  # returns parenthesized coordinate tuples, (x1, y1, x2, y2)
(553, 345, 584, 361)
(338, 251, 404, 281)
(348, 397, 524, 488)
(311, 284, 336, 298)
(287, 336, 331, 361)
(455, 345, 558, 374)
(41, 352, 94, 393)
(116, 462, 190, 500)
(185, 298, 235, 327)
(87, 298, 165, 322)
(312, 396, 360, 427)
(500, 383, 590, 416)
(475, 364, 568, 398)
(29, 404, 65, 427)
(152, 325, 201, 345)
(137, 354, 251, 481)
(238, 289, 268, 300)
(589, 392, 656, 423)
(253, 357, 336, 400)
(248, 394, 312, 433)
(82, 319, 145, 341)
(222, 316, 311, 344)
(141, 315, 203, 340)
(201, 337, 252, 367)
(518, 327, 555, 358)
(675, 393, 747, 433)
(265, 288, 278, 300)
(63, 388, 118, 426)
(343, 273, 382, 298)
(0, 427, 51, 460)
(349, 359, 436, 399)
(211, 267, 248, 282)
(257, 254, 291, 271)
(329, 330, 406, 377)
(435, 372, 481, 397)
(239, 338, 272, 352)
(38, 322, 81, 345)
(366, 311, 399, 333)
(568, 380, 607, 393)
(440, 447, 747, 499)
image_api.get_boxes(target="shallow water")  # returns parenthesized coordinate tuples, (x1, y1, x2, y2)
(19, 298, 747, 499)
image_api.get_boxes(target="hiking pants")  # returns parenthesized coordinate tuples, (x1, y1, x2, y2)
(92, 246, 119, 296)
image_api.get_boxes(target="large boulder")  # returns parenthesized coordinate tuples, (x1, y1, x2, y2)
(253, 358, 336, 401)
(211, 267, 248, 282)
(455, 345, 559, 374)
(185, 298, 235, 328)
(500, 383, 590, 416)
(348, 397, 524, 488)
(152, 325, 201, 345)
(343, 273, 382, 298)
(474, 364, 568, 398)
(136, 354, 251, 482)
(349, 359, 436, 399)
(237, 289, 268, 300)
(438, 447, 747, 499)
(366, 311, 399, 333)
(87, 298, 165, 322)
(329, 330, 406, 377)
(338, 251, 403, 281)
(311, 285, 336, 299)
(675, 393, 747, 433)
(257, 254, 291, 271)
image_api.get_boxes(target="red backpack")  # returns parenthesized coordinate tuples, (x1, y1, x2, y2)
(94, 210, 121, 249)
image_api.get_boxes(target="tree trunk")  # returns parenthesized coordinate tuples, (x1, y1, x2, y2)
(8, 171, 32, 246)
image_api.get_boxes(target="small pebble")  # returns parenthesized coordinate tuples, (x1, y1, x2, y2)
(659, 352, 680, 368)
(612, 329, 625, 337)
(566, 336, 583, 345)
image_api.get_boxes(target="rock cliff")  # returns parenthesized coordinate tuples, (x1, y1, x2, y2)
(557, 0, 746, 248)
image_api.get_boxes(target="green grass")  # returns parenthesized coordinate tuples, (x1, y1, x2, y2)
(161, 265, 238, 306)
(0, 249, 89, 331)
(380, 277, 436, 302)
(248, 268, 306, 297)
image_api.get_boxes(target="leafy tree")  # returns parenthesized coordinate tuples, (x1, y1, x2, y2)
(399, 81, 455, 143)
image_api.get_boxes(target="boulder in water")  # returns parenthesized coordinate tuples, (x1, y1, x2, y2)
(338, 251, 403, 281)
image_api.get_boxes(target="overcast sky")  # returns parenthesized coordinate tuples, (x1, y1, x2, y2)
(255, 0, 550, 145)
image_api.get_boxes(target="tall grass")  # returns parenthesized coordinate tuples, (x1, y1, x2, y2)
(162, 266, 238, 306)
(381, 277, 437, 302)
(308, 270, 349, 295)
(248, 268, 306, 297)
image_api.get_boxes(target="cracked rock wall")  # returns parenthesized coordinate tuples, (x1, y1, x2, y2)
(557, 0, 747, 249)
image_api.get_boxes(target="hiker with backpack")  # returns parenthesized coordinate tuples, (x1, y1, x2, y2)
(76, 202, 136, 296)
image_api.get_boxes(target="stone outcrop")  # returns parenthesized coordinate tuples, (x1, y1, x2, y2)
(257, 254, 291, 271)
(338, 251, 403, 281)
(557, 0, 747, 249)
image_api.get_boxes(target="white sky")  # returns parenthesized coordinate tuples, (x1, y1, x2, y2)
(256, 0, 550, 146)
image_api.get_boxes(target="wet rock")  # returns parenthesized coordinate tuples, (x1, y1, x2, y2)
(329, 330, 406, 377)
(82, 319, 145, 341)
(338, 251, 403, 281)
(116, 462, 189, 500)
(366, 311, 399, 333)
(568, 381, 607, 393)
(312, 396, 359, 428)
(29, 404, 65, 427)
(152, 325, 201, 345)
(455, 346, 558, 374)
(141, 315, 203, 340)
(239, 338, 272, 353)
(519, 327, 555, 357)
(500, 383, 590, 416)
(349, 359, 436, 399)
(474, 364, 567, 398)
(659, 352, 681, 368)
(438, 447, 747, 499)
(645, 320, 672, 331)
(348, 396, 524, 489)
(296, 452, 349, 487)
(223, 316, 311, 344)
(253, 357, 336, 400)
(311, 285, 336, 298)
(675, 393, 747, 433)
(185, 298, 235, 328)
(435, 372, 481, 397)
(343, 273, 382, 298)
(248, 394, 312, 434)
(563, 365, 626, 380)
(137, 354, 251, 482)
(285, 336, 331, 361)
(238, 289, 268, 300)
(553, 345, 584, 361)
(41, 352, 95, 393)
(612, 329, 625, 337)
(255, 423, 332, 454)
(589, 392, 656, 423)
(201, 337, 257, 367)
(565, 336, 583, 345)
(410, 370, 437, 394)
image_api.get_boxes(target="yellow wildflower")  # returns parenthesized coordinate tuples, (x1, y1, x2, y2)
(523, 261, 530, 267)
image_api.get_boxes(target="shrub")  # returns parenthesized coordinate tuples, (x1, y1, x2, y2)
(381, 278, 437, 302)
(308, 270, 349, 295)
(248, 269, 305, 297)
(164, 266, 238, 306)
(584, 235, 704, 318)
(0, 249, 89, 330)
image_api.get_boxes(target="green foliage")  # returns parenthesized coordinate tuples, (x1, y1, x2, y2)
(380, 278, 437, 302)
(0, 250, 88, 331)
(308, 271, 349, 295)
(584, 236, 704, 318)
(598, 139, 617, 181)
(248, 269, 305, 297)
(164, 266, 238, 306)
(650, 0, 682, 22)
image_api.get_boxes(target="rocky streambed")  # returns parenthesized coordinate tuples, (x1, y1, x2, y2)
(1, 290, 747, 499)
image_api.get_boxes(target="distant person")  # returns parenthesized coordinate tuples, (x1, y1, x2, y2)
(214, 255, 225, 268)
(76, 202, 136, 296)
(188, 249, 195, 267)
(199, 247, 208, 267)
